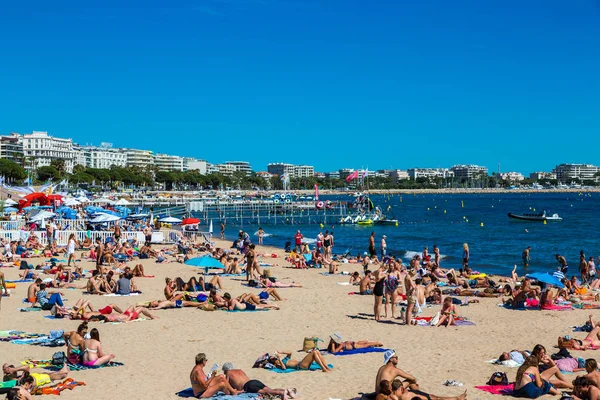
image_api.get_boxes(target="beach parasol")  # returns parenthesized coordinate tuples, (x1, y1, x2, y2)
(115, 198, 132, 206)
(63, 198, 81, 206)
(185, 255, 225, 274)
(4, 199, 18, 206)
(526, 272, 565, 288)
(159, 216, 182, 224)
(89, 214, 121, 223)
(182, 217, 200, 225)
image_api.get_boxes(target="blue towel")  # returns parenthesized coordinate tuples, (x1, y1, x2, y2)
(326, 347, 389, 356)
(7, 279, 34, 283)
(175, 388, 262, 399)
(268, 362, 333, 373)
(225, 308, 269, 313)
(19, 307, 42, 312)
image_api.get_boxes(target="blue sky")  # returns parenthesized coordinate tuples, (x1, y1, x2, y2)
(1, 0, 598, 174)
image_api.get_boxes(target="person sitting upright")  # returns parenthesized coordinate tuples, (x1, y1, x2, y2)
(190, 353, 240, 398)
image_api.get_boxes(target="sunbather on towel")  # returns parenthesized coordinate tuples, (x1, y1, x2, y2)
(269, 350, 331, 372)
(190, 353, 241, 398)
(375, 350, 465, 400)
(259, 274, 302, 288)
(559, 326, 600, 350)
(82, 328, 115, 367)
(148, 299, 207, 310)
(498, 349, 530, 364)
(3, 364, 70, 389)
(327, 333, 383, 353)
(452, 288, 499, 298)
(222, 362, 296, 399)
(221, 293, 279, 311)
(514, 355, 562, 398)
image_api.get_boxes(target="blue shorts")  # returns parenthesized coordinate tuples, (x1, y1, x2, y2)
(468, 279, 478, 287)
(360, 289, 373, 295)
(513, 380, 554, 398)
(175, 300, 183, 308)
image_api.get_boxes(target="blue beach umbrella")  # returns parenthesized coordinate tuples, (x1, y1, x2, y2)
(4, 207, 18, 213)
(185, 255, 225, 275)
(526, 272, 565, 288)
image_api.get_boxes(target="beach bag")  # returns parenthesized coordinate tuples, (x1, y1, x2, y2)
(67, 353, 81, 365)
(51, 351, 67, 366)
(429, 311, 441, 326)
(302, 337, 319, 352)
(487, 372, 508, 386)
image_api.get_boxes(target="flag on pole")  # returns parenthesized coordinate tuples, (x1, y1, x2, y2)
(345, 171, 359, 183)
(314, 183, 319, 200)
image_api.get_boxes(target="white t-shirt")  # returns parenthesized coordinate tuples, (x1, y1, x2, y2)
(67, 239, 76, 254)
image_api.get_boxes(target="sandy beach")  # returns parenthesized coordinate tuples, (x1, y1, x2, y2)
(0, 237, 595, 400)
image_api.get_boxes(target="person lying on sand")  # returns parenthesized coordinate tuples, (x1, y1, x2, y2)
(148, 299, 207, 310)
(69, 304, 157, 322)
(264, 350, 331, 372)
(452, 288, 499, 298)
(259, 274, 301, 288)
(327, 333, 383, 353)
(375, 350, 466, 400)
(222, 362, 296, 399)
(221, 292, 279, 311)
(3, 365, 70, 389)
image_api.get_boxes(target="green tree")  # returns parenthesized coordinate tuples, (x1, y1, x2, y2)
(50, 159, 66, 176)
(37, 166, 60, 181)
(0, 159, 27, 182)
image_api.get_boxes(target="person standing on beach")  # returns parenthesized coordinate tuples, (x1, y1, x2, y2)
(522, 246, 531, 268)
(316, 231, 324, 252)
(220, 222, 225, 240)
(462, 243, 469, 267)
(381, 235, 387, 258)
(369, 232, 377, 257)
(294, 230, 303, 253)
(556, 254, 568, 274)
(95, 237, 104, 273)
(433, 245, 441, 267)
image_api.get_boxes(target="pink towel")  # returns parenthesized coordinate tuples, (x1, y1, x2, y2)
(541, 304, 573, 311)
(475, 383, 515, 395)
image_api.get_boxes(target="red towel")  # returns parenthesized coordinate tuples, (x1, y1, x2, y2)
(475, 383, 515, 395)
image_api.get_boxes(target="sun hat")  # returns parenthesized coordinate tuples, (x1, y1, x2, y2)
(384, 349, 396, 364)
(330, 332, 343, 344)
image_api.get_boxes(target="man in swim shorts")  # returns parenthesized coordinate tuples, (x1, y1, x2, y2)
(360, 270, 373, 295)
(222, 362, 296, 399)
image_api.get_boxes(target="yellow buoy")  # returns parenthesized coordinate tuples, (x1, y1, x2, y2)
(320, 223, 324, 228)
(395, 221, 398, 226)
(466, 219, 469, 222)
(480, 222, 484, 227)
(444, 210, 446, 214)
(543, 220, 547, 225)
(427, 208, 430, 211)
(461, 201, 464, 208)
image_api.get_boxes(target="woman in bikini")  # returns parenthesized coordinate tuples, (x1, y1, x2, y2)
(384, 261, 400, 319)
(82, 328, 115, 367)
(259, 274, 301, 288)
(63, 322, 88, 363)
(269, 350, 331, 372)
(436, 297, 457, 327)
(513, 355, 561, 398)
(373, 265, 387, 322)
(327, 335, 383, 353)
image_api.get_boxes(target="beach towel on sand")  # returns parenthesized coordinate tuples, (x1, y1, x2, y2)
(225, 309, 270, 313)
(19, 307, 43, 312)
(324, 348, 389, 356)
(486, 359, 522, 368)
(28, 360, 125, 371)
(175, 388, 262, 398)
(32, 378, 85, 395)
(475, 383, 515, 395)
(414, 316, 475, 326)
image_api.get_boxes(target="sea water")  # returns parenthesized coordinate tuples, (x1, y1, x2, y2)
(220, 192, 598, 276)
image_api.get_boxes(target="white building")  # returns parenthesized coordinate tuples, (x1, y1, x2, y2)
(268, 163, 294, 177)
(206, 163, 219, 175)
(408, 168, 454, 180)
(530, 172, 557, 181)
(184, 158, 208, 174)
(450, 165, 488, 179)
(389, 169, 409, 182)
(82, 144, 127, 169)
(22, 131, 75, 173)
(72, 144, 87, 168)
(499, 172, 525, 182)
(553, 164, 599, 182)
(0, 133, 24, 164)
(125, 149, 154, 169)
(224, 161, 252, 176)
(216, 163, 236, 176)
(294, 165, 314, 178)
(154, 154, 184, 171)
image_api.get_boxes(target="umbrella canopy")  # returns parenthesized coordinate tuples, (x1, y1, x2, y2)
(115, 198, 132, 205)
(182, 217, 200, 225)
(63, 198, 81, 206)
(76, 196, 89, 203)
(526, 272, 565, 288)
(91, 197, 114, 205)
(90, 214, 121, 223)
(4, 207, 18, 213)
(185, 256, 225, 269)
(4, 198, 18, 206)
(159, 216, 182, 223)
(29, 211, 56, 223)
